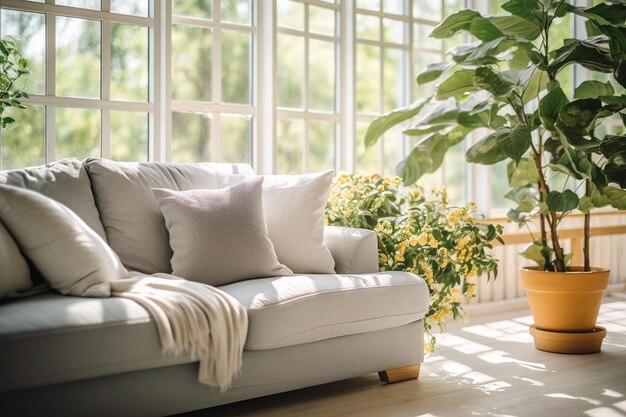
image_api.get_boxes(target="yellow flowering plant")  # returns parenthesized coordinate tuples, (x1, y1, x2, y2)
(325, 172, 504, 351)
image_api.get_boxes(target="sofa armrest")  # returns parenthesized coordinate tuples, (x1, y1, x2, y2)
(324, 226, 379, 274)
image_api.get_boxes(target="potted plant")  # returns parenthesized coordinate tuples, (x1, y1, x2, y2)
(364, 0, 626, 353)
(0, 36, 30, 129)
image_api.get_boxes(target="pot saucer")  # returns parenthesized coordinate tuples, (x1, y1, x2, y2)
(529, 325, 606, 354)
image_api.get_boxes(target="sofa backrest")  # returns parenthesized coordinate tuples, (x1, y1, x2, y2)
(0, 158, 108, 241)
(84, 158, 254, 274)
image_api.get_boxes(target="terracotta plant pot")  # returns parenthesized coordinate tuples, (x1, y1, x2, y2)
(519, 266, 610, 354)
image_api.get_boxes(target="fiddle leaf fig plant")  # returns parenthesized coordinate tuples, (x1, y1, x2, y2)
(0, 36, 30, 128)
(364, 0, 626, 273)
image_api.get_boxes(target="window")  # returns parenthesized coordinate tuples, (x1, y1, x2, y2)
(274, 0, 339, 174)
(170, 0, 255, 165)
(0, 0, 590, 216)
(0, 1, 151, 170)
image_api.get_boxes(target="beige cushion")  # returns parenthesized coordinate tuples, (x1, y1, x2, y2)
(85, 159, 254, 274)
(0, 184, 127, 297)
(220, 271, 429, 350)
(0, 221, 31, 298)
(0, 158, 107, 241)
(153, 178, 292, 286)
(217, 171, 336, 274)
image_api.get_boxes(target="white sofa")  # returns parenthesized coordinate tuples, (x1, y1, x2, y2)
(0, 158, 429, 417)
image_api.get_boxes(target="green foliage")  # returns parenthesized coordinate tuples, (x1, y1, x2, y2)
(362, 0, 626, 272)
(0, 36, 30, 128)
(325, 172, 503, 351)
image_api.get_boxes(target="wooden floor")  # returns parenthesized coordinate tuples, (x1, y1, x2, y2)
(187, 295, 626, 417)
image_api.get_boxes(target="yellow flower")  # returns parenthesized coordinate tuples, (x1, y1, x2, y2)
(428, 236, 438, 248)
(408, 235, 419, 246)
(409, 188, 421, 199)
(417, 233, 429, 246)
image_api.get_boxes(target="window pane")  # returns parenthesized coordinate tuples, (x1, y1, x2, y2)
(56, 108, 101, 160)
(110, 111, 148, 162)
(1, 9, 46, 96)
(221, 0, 252, 25)
(172, 25, 212, 101)
(383, 48, 405, 112)
(309, 6, 335, 37)
(221, 115, 252, 164)
(382, 127, 403, 176)
(1, 105, 45, 170)
(413, 51, 441, 100)
(56, 0, 100, 10)
(277, 0, 304, 31)
(277, 34, 304, 108)
(444, 143, 467, 205)
(308, 121, 335, 173)
(414, 24, 442, 50)
(414, 1, 441, 21)
(173, 0, 212, 19)
(277, 118, 303, 174)
(356, 14, 379, 41)
(309, 39, 336, 111)
(56, 17, 101, 99)
(172, 112, 211, 163)
(222, 31, 251, 104)
(383, 18, 406, 44)
(383, 0, 406, 15)
(355, 121, 379, 173)
(356, 44, 380, 113)
(356, 0, 379, 11)
(111, 24, 148, 102)
(491, 161, 511, 209)
(111, 0, 149, 17)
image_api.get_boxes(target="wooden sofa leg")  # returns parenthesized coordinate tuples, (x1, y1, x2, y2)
(378, 364, 420, 383)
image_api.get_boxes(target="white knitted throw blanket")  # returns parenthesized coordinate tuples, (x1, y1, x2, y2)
(111, 273, 248, 391)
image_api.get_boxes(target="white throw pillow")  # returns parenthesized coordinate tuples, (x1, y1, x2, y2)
(153, 178, 293, 286)
(0, 184, 127, 297)
(0, 220, 32, 298)
(217, 170, 336, 274)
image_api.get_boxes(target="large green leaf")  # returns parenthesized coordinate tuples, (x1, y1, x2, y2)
(605, 151, 626, 187)
(501, 0, 540, 23)
(558, 98, 603, 130)
(416, 62, 455, 85)
(431, 10, 481, 39)
(416, 99, 458, 125)
(583, 2, 626, 27)
(549, 37, 614, 75)
(574, 80, 615, 99)
(436, 69, 478, 99)
(505, 123, 532, 163)
(397, 134, 450, 184)
(520, 241, 546, 266)
(600, 135, 626, 160)
(507, 157, 539, 187)
(363, 97, 429, 149)
(474, 67, 519, 97)
(403, 123, 450, 137)
(539, 87, 568, 131)
(466, 128, 510, 165)
(488, 16, 541, 40)
(596, 25, 626, 89)
(601, 185, 626, 209)
(546, 189, 580, 212)
(521, 68, 548, 102)
(469, 17, 505, 41)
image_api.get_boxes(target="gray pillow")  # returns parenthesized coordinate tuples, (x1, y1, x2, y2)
(0, 221, 32, 298)
(153, 178, 292, 286)
(0, 184, 127, 297)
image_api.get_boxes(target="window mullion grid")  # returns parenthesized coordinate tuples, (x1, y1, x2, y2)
(339, 0, 355, 172)
(302, 4, 310, 174)
(377, 11, 384, 175)
(212, 0, 222, 162)
(101, 0, 111, 159)
(45, 9, 56, 163)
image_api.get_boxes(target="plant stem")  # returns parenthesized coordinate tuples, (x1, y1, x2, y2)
(583, 157, 592, 271)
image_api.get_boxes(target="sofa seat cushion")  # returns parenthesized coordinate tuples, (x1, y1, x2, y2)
(0, 293, 195, 392)
(220, 271, 429, 350)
